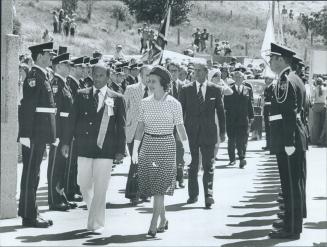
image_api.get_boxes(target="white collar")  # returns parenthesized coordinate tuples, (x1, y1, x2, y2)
(141, 82, 147, 91)
(93, 85, 107, 96)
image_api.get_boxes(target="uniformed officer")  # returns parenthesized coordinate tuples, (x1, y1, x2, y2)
(262, 76, 275, 151)
(268, 42, 308, 239)
(128, 63, 141, 85)
(18, 42, 57, 227)
(48, 52, 77, 211)
(83, 58, 98, 88)
(64, 56, 83, 202)
(224, 69, 254, 168)
(66, 57, 82, 98)
(110, 66, 125, 94)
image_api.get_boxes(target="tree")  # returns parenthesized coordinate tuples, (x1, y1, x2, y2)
(86, 0, 93, 21)
(123, 0, 191, 26)
(62, 0, 78, 15)
(300, 6, 327, 45)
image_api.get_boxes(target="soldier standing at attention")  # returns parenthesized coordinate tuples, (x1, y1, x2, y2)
(268, 42, 308, 240)
(18, 42, 58, 227)
(262, 75, 275, 151)
(48, 52, 77, 211)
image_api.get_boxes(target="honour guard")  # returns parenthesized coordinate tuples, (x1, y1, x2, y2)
(262, 76, 275, 151)
(48, 52, 77, 211)
(64, 56, 83, 202)
(18, 42, 57, 227)
(268, 43, 308, 239)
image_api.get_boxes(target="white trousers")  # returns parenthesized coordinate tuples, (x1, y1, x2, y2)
(77, 157, 113, 231)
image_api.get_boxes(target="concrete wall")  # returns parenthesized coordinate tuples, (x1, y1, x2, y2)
(1, 0, 19, 219)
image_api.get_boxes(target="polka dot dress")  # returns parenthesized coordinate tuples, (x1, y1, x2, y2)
(137, 94, 184, 196)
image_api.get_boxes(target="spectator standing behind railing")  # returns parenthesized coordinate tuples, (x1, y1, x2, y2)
(311, 77, 327, 145)
(53, 11, 58, 33)
(58, 9, 65, 34)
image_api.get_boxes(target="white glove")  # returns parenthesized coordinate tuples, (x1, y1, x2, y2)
(132, 140, 141, 164)
(182, 140, 190, 154)
(52, 138, 60, 147)
(19, 138, 30, 148)
(285, 146, 295, 156)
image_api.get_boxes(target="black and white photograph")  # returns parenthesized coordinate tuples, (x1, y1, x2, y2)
(1, 0, 327, 246)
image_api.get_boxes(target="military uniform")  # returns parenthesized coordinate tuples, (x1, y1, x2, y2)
(268, 43, 308, 239)
(263, 82, 275, 150)
(64, 59, 82, 201)
(18, 43, 57, 225)
(47, 53, 75, 210)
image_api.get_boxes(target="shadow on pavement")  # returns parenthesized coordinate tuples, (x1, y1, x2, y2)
(240, 194, 278, 203)
(219, 238, 294, 247)
(232, 202, 278, 209)
(214, 229, 271, 239)
(304, 221, 327, 229)
(136, 203, 204, 214)
(313, 196, 327, 200)
(228, 209, 279, 218)
(0, 225, 24, 234)
(16, 229, 98, 243)
(215, 164, 237, 169)
(83, 233, 160, 245)
(106, 202, 134, 209)
(246, 189, 280, 194)
(226, 219, 275, 227)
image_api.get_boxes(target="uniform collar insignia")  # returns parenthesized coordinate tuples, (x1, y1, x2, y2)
(32, 65, 48, 76)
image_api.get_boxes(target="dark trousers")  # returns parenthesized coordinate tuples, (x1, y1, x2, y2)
(47, 142, 67, 206)
(175, 132, 185, 183)
(264, 112, 270, 148)
(125, 141, 138, 200)
(276, 150, 305, 234)
(188, 143, 215, 199)
(64, 139, 80, 198)
(18, 142, 46, 219)
(227, 124, 248, 161)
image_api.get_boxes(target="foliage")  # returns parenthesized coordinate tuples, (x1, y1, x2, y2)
(300, 6, 327, 44)
(111, 4, 131, 22)
(122, 0, 191, 26)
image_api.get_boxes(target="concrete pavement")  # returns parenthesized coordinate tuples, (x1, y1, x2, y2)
(0, 140, 326, 246)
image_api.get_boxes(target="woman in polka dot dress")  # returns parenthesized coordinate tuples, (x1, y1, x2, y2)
(132, 65, 190, 238)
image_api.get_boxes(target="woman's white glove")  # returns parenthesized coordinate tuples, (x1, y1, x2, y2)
(132, 140, 141, 164)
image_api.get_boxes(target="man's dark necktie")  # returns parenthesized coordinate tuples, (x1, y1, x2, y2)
(172, 81, 178, 99)
(198, 84, 204, 104)
(94, 89, 100, 108)
(143, 86, 148, 98)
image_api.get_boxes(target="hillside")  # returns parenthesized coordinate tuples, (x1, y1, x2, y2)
(15, 0, 326, 61)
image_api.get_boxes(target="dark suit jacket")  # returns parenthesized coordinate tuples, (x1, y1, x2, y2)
(270, 68, 308, 153)
(179, 81, 226, 146)
(19, 66, 56, 144)
(62, 87, 126, 159)
(224, 84, 254, 127)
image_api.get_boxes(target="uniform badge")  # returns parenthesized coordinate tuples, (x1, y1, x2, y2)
(52, 85, 58, 94)
(28, 78, 36, 87)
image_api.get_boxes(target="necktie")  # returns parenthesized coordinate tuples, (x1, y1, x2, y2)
(198, 84, 204, 104)
(172, 81, 178, 99)
(94, 89, 100, 108)
(143, 86, 148, 98)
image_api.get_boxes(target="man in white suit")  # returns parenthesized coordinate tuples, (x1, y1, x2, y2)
(124, 64, 152, 205)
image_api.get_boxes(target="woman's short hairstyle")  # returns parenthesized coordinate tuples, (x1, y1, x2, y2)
(149, 65, 172, 92)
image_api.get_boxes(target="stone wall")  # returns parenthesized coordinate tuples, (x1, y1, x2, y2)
(1, 0, 20, 219)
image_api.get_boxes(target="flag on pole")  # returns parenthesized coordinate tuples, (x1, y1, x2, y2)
(141, 0, 172, 65)
(261, 12, 276, 78)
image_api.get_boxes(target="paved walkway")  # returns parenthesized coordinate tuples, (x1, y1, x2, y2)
(0, 140, 326, 246)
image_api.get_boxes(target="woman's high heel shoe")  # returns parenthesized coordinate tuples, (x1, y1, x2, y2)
(157, 220, 168, 233)
(147, 230, 157, 238)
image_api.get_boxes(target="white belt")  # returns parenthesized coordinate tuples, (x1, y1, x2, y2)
(60, 112, 69, 117)
(269, 114, 282, 121)
(296, 113, 301, 118)
(265, 102, 271, 105)
(35, 107, 57, 114)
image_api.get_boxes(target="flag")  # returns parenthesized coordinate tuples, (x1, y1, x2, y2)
(142, 0, 172, 65)
(261, 13, 276, 78)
